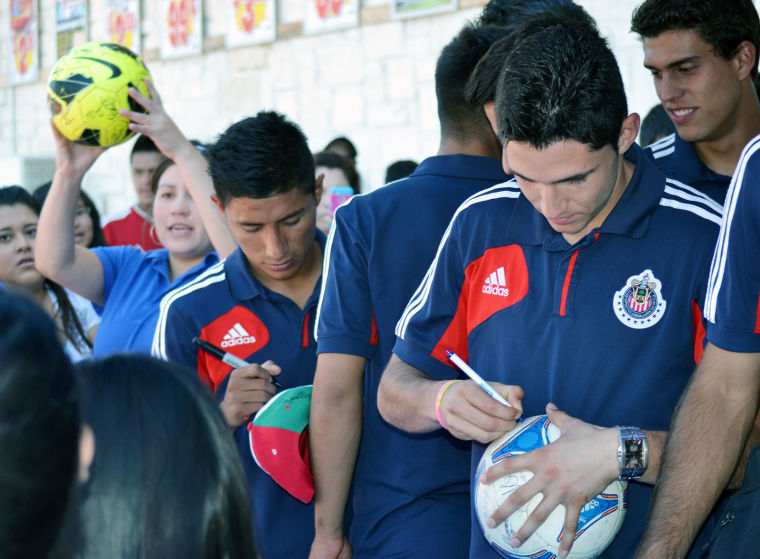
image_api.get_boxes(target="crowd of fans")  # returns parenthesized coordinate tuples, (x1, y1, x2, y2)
(3, 1, 760, 558)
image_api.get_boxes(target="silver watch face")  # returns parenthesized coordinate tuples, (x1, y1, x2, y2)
(622, 438, 646, 470)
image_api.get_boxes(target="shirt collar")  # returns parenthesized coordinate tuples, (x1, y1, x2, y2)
(227, 229, 326, 302)
(146, 249, 219, 285)
(671, 133, 731, 186)
(132, 205, 153, 222)
(411, 154, 508, 182)
(506, 144, 665, 249)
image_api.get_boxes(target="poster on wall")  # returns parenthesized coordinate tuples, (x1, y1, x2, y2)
(10, 0, 39, 85)
(161, 0, 203, 58)
(56, 0, 87, 58)
(391, 0, 456, 19)
(227, 0, 276, 47)
(304, 0, 358, 34)
(106, 0, 140, 54)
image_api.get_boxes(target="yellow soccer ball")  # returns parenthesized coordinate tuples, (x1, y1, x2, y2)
(47, 41, 151, 147)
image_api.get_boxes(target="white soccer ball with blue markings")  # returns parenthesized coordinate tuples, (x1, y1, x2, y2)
(474, 415, 627, 559)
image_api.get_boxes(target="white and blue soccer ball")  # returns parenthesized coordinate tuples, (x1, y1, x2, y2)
(473, 415, 628, 559)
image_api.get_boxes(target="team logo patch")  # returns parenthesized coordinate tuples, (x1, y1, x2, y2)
(613, 269, 667, 329)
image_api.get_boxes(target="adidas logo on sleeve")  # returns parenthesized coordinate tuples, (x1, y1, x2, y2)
(482, 267, 510, 297)
(221, 322, 257, 348)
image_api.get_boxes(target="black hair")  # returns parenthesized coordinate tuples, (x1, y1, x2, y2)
(639, 104, 675, 146)
(385, 159, 418, 183)
(0, 293, 81, 558)
(77, 354, 255, 559)
(33, 182, 106, 248)
(0, 186, 92, 353)
(130, 134, 159, 160)
(436, 23, 511, 143)
(208, 111, 315, 207)
(466, 3, 596, 107)
(631, 0, 760, 79)
(495, 17, 628, 151)
(464, 31, 519, 107)
(313, 151, 361, 192)
(477, 0, 596, 28)
(323, 136, 357, 162)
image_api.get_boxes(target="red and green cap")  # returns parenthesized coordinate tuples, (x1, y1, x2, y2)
(247, 385, 314, 504)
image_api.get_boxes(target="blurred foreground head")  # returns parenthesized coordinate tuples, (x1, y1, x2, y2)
(0, 292, 82, 558)
(77, 354, 254, 559)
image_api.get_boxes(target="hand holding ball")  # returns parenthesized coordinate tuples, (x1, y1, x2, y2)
(47, 41, 151, 147)
(474, 415, 627, 559)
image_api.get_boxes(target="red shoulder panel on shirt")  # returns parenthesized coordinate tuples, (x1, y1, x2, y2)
(198, 306, 271, 390)
(432, 245, 529, 365)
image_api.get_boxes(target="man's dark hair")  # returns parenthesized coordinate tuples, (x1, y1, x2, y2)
(467, 4, 596, 106)
(208, 111, 315, 207)
(465, 31, 518, 107)
(130, 134, 159, 160)
(631, 0, 760, 79)
(477, 0, 595, 28)
(495, 17, 628, 151)
(436, 23, 510, 143)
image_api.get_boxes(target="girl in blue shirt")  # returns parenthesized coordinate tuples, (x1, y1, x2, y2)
(37, 80, 237, 355)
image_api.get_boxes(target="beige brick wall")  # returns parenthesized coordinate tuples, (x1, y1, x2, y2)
(0, 0, 698, 214)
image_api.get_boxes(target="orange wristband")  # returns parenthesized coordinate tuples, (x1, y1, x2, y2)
(435, 379, 462, 430)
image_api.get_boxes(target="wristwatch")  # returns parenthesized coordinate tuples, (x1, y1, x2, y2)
(616, 426, 649, 480)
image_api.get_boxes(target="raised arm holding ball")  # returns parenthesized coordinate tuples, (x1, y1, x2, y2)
(39, 45, 236, 356)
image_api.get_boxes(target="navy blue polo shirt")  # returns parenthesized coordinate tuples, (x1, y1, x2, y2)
(705, 134, 760, 352)
(393, 145, 722, 558)
(645, 133, 731, 204)
(152, 241, 323, 559)
(91, 246, 218, 356)
(315, 154, 509, 557)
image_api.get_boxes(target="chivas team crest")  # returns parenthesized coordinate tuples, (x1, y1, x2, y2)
(613, 269, 667, 329)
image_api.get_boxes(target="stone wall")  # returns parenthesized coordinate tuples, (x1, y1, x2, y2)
(0, 0, 676, 213)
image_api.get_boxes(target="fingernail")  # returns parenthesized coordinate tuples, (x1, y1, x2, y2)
(559, 549, 568, 558)
(486, 517, 496, 528)
(510, 537, 522, 548)
(547, 402, 558, 411)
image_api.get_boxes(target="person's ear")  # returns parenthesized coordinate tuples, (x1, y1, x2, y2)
(618, 113, 641, 154)
(211, 194, 225, 215)
(484, 101, 499, 137)
(78, 425, 95, 483)
(501, 142, 512, 176)
(733, 40, 757, 81)
(314, 174, 325, 206)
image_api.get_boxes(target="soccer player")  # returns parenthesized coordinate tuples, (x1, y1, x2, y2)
(377, 17, 722, 559)
(633, 142, 760, 557)
(101, 134, 164, 250)
(152, 111, 324, 559)
(631, 0, 760, 204)
(309, 23, 508, 559)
